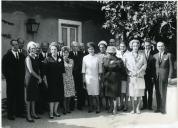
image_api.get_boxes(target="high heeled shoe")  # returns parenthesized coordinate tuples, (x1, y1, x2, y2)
(54, 113, 61, 117)
(136, 109, 141, 114)
(31, 115, 41, 119)
(49, 113, 54, 119)
(26, 117, 34, 123)
(112, 109, 117, 115)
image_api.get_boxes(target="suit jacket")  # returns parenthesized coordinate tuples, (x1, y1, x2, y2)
(144, 50, 156, 78)
(19, 49, 27, 57)
(153, 52, 174, 82)
(69, 51, 83, 74)
(2, 50, 25, 86)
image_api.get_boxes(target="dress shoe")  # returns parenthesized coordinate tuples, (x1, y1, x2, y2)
(7, 116, 15, 120)
(141, 107, 147, 110)
(67, 111, 71, 113)
(31, 115, 41, 119)
(77, 107, 83, 110)
(123, 107, 128, 112)
(161, 110, 166, 114)
(96, 110, 100, 114)
(148, 107, 153, 110)
(154, 109, 161, 113)
(88, 109, 93, 113)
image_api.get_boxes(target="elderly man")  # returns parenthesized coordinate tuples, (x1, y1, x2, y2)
(39, 42, 49, 61)
(17, 38, 27, 57)
(2, 40, 26, 120)
(79, 42, 87, 55)
(109, 38, 116, 46)
(69, 41, 85, 110)
(154, 41, 174, 114)
(57, 41, 64, 57)
(141, 41, 156, 110)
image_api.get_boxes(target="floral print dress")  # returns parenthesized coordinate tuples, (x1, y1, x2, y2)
(63, 59, 75, 97)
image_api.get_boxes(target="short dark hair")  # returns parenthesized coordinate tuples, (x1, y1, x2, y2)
(87, 42, 96, 50)
(61, 46, 70, 53)
(10, 39, 17, 46)
(17, 38, 24, 43)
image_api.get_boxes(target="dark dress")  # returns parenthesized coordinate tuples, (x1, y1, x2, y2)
(44, 56, 65, 102)
(103, 55, 124, 98)
(25, 56, 40, 101)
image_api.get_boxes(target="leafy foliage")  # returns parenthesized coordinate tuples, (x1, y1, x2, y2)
(100, 1, 176, 43)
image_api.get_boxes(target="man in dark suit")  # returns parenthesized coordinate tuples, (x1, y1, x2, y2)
(2, 39, 26, 120)
(39, 42, 49, 61)
(154, 41, 174, 114)
(142, 41, 156, 110)
(69, 41, 85, 110)
(36, 42, 49, 114)
(17, 38, 27, 57)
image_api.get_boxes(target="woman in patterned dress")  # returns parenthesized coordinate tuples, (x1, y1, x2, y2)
(62, 46, 75, 114)
(124, 39, 147, 114)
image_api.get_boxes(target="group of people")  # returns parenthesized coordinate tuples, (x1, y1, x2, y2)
(2, 37, 174, 123)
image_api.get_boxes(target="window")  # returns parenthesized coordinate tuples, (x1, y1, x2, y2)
(58, 19, 82, 47)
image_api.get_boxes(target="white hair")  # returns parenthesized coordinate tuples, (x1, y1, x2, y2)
(27, 41, 36, 53)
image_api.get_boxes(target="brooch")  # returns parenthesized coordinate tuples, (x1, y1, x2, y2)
(58, 58, 61, 62)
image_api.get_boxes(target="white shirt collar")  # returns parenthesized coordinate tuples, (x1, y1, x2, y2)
(11, 50, 19, 58)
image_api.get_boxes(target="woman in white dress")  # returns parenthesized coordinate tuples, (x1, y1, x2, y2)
(82, 42, 102, 113)
(125, 39, 147, 114)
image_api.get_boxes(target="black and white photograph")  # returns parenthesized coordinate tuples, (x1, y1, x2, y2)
(1, 0, 178, 128)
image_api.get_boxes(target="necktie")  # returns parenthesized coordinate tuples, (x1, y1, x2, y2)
(16, 52, 19, 59)
(159, 53, 162, 63)
(146, 51, 149, 59)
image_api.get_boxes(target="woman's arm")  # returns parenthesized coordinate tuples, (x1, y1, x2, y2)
(26, 57, 41, 82)
(137, 54, 147, 77)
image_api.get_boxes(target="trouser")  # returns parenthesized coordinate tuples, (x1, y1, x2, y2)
(142, 76, 154, 108)
(6, 81, 25, 117)
(155, 77, 168, 112)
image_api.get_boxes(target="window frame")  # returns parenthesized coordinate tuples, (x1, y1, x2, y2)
(58, 19, 82, 47)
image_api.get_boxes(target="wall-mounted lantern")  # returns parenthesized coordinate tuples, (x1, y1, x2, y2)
(26, 18, 40, 34)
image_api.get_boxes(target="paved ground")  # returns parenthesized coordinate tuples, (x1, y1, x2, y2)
(2, 80, 178, 128)
(2, 108, 178, 128)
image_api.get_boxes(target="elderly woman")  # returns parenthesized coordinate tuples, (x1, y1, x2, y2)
(103, 46, 125, 115)
(97, 40, 109, 110)
(82, 42, 102, 113)
(124, 39, 147, 114)
(62, 46, 75, 114)
(116, 42, 129, 111)
(25, 41, 42, 122)
(43, 42, 65, 119)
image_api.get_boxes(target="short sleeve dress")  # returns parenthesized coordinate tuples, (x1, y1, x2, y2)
(25, 55, 40, 101)
(82, 54, 102, 96)
(63, 59, 75, 98)
(44, 56, 65, 102)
